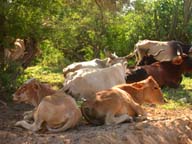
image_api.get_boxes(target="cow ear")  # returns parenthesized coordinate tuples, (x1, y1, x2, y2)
(32, 83, 40, 90)
(146, 76, 153, 81)
(131, 83, 144, 90)
(109, 53, 117, 59)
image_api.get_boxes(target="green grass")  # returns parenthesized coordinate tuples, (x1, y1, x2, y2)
(22, 65, 64, 89)
(161, 76, 192, 109)
(22, 66, 192, 109)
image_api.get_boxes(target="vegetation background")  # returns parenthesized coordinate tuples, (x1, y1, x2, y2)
(0, 0, 192, 107)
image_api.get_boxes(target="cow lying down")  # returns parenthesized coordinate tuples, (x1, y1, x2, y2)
(81, 76, 166, 125)
(63, 63, 127, 100)
(126, 55, 192, 88)
(13, 78, 81, 132)
(63, 52, 131, 77)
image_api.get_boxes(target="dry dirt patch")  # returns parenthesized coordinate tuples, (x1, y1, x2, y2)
(0, 103, 192, 144)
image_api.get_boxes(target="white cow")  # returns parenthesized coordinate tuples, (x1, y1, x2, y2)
(63, 53, 132, 77)
(63, 62, 127, 100)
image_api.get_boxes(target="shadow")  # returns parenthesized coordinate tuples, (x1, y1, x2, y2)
(162, 84, 192, 104)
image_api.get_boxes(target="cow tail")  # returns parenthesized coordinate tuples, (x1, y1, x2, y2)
(81, 103, 103, 126)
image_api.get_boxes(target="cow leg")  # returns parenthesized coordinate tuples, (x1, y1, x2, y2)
(136, 50, 144, 65)
(113, 114, 133, 124)
(15, 118, 43, 132)
(16, 110, 43, 132)
(23, 110, 35, 120)
(105, 112, 114, 125)
(105, 112, 133, 125)
(130, 102, 147, 121)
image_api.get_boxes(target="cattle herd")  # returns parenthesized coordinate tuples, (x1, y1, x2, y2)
(13, 39, 192, 133)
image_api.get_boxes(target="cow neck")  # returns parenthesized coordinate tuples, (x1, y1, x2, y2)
(36, 84, 56, 106)
(129, 86, 144, 105)
(120, 85, 143, 105)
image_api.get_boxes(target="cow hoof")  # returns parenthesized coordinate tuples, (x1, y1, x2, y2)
(127, 117, 133, 123)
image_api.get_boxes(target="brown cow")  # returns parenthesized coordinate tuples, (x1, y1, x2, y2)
(13, 78, 81, 132)
(126, 55, 192, 88)
(81, 76, 165, 125)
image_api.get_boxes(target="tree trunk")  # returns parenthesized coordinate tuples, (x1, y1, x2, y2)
(154, 10, 160, 40)
(182, 0, 192, 42)
(169, 2, 178, 40)
(21, 37, 39, 69)
(0, 14, 6, 69)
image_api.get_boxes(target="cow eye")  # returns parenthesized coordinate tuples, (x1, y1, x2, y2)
(154, 87, 158, 90)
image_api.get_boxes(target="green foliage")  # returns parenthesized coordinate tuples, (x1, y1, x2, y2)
(18, 65, 64, 90)
(35, 40, 65, 68)
(161, 76, 192, 109)
(0, 62, 23, 100)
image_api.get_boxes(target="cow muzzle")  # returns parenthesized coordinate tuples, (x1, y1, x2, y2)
(172, 56, 183, 65)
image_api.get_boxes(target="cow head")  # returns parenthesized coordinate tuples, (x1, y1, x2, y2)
(181, 55, 192, 72)
(171, 48, 183, 65)
(132, 76, 166, 105)
(13, 78, 42, 106)
(106, 52, 128, 67)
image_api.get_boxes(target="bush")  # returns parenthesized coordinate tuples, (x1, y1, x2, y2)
(35, 40, 66, 68)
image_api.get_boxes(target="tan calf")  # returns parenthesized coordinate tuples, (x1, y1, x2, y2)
(115, 76, 166, 105)
(81, 76, 165, 125)
(13, 79, 81, 132)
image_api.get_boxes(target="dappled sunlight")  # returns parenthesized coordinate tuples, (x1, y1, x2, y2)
(23, 66, 64, 89)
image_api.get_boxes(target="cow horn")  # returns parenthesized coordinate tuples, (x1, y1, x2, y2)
(108, 52, 118, 59)
(104, 49, 112, 57)
(124, 52, 135, 60)
(177, 49, 181, 56)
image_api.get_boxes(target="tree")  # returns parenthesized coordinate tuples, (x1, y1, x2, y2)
(0, 0, 63, 96)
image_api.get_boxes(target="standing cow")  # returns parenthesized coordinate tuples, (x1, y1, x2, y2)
(125, 55, 192, 88)
(134, 40, 192, 65)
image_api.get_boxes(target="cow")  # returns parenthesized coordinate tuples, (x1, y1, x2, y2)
(126, 55, 192, 88)
(134, 40, 192, 65)
(81, 76, 165, 125)
(5, 39, 25, 61)
(125, 67, 149, 83)
(63, 52, 132, 77)
(13, 78, 81, 132)
(63, 62, 127, 100)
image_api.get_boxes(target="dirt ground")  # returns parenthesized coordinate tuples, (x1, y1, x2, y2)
(0, 102, 192, 144)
